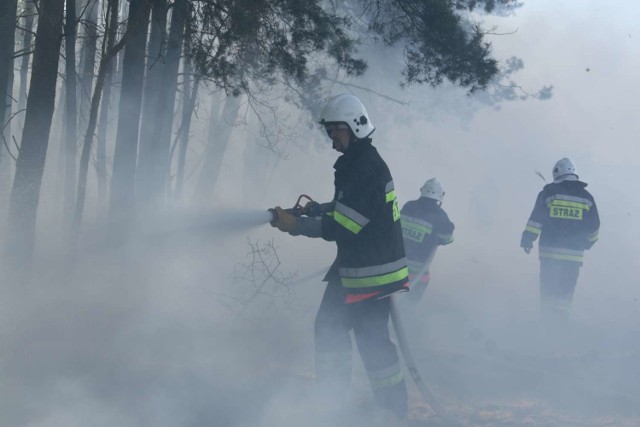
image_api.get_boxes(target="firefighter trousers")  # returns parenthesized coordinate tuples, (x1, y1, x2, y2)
(314, 279, 408, 419)
(539, 259, 581, 324)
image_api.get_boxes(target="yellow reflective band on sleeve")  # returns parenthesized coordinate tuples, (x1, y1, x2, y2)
(341, 267, 409, 288)
(526, 220, 543, 234)
(437, 233, 454, 244)
(333, 201, 369, 233)
(525, 225, 542, 234)
(588, 229, 599, 242)
(333, 211, 363, 234)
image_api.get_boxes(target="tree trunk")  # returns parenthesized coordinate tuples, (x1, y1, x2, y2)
(138, 0, 186, 210)
(96, 7, 117, 216)
(108, 0, 151, 236)
(5, 0, 65, 262)
(0, 0, 18, 178)
(98, 0, 129, 193)
(173, 79, 199, 202)
(17, 0, 36, 131)
(193, 93, 243, 206)
(4, 48, 15, 165)
(78, 0, 100, 131)
(113, 0, 128, 87)
(71, 0, 122, 256)
(95, 67, 111, 215)
(136, 0, 167, 207)
(174, 42, 198, 202)
(63, 0, 79, 228)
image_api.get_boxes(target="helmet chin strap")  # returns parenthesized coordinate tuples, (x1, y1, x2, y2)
(554, 174, 579, 183)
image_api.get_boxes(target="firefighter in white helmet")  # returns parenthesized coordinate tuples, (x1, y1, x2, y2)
(400, 178, 455, 301)
(270, 93, 409, 423)
(520, 158, 600, 326)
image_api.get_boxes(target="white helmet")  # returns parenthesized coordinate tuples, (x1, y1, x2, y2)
(420, 178, 445, 202)
(552, 158, 578, 182)
(319, 93, 375, 138)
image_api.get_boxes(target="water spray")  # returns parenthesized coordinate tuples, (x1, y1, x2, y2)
(136, 208, 275, 238)
(155, 194, 321, 235)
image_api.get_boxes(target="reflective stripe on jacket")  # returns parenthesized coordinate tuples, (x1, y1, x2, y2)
(400, 197, 454, 276)
(521, 180, 600, 265)
(320, 140, 408, 299)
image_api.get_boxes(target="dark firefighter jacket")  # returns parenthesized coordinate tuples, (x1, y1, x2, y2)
(320, 139, 408, 301)
(521, 180, 600, 265)
(400, 197, 454, 279)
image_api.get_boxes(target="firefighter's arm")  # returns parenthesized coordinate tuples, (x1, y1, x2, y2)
(296, 201, 335, 238)
(270, 202, 331, 238)
(321, 176, 380, 241)
(296, 216, 323, 238)
(584, 198, 600, 249)
(521, 192, 545, 252)
(436, 212, 455, 246)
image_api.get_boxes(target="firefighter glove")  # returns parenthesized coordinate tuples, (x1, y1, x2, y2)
(271, 206, 298, 234)
(520, 233, 533, 254)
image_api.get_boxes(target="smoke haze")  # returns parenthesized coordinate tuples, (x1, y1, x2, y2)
(2, 1, 640, 426)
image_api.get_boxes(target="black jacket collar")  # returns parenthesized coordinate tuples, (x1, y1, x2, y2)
(334, 138, 373, 170)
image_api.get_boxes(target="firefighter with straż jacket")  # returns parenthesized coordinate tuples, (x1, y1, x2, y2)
(400, 178, 454, 302)
(271, 94, 409, 424)
(520, 158, 600, 326)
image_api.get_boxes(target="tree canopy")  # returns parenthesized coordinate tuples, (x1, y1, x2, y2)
(188, 0, 520, 95)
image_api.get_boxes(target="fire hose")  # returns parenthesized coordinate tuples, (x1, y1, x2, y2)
(390, 292, 462, 426)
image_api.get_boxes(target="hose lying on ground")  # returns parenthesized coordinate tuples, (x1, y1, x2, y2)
(390, 258, 463, 426)
(390, 297, 463, 426)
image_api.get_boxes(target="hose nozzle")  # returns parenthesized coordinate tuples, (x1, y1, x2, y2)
(267, 208, 278, 225)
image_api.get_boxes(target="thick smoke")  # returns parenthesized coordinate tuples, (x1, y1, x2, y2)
(2, 1, 640, 426)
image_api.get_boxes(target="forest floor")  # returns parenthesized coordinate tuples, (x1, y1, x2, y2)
(228, 303, 640, 427)
(2, 246, 639, 427)
(248, 342, 640, 427)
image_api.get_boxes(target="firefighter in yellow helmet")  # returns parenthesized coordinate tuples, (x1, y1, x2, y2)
(271, 93, 409, 423)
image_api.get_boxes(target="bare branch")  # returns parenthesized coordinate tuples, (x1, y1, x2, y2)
(323, 77, 410, 105)
(226, 238, 298, 318)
